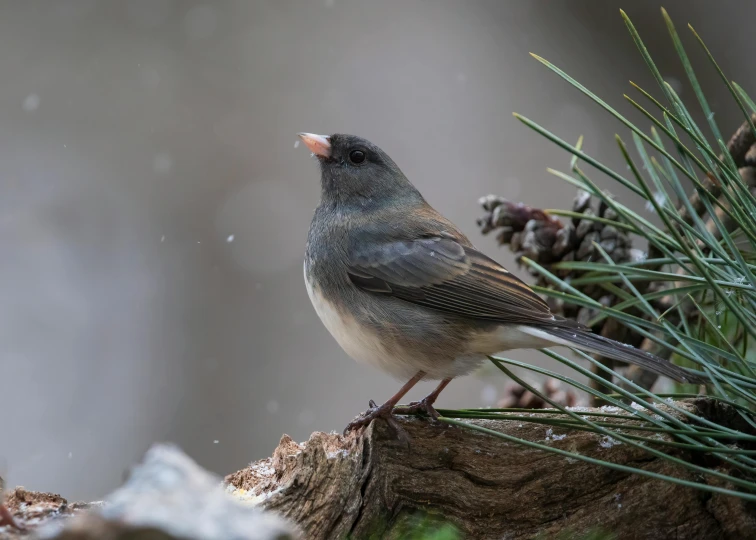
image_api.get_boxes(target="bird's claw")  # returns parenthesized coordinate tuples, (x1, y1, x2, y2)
(393, 398, 441, 421)
(343, 400, 393, 434)
(343, 400, 409, 441)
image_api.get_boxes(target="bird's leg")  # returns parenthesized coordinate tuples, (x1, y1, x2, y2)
(393, 378, 452, 420)
(344, 371, 425, 435)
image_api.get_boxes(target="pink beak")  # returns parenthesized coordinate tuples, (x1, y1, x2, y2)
(297, 133, 331, 158)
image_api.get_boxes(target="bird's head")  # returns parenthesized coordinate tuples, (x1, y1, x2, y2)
(297, 133, 422, 209)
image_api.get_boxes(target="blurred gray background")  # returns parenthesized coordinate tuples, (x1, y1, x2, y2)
(2, 0, 753, 500)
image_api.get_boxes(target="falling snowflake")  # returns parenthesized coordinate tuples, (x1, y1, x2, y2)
(23, 94, 40, 112)
(266, 400, 279, 414)
(154, 153, 173, 174)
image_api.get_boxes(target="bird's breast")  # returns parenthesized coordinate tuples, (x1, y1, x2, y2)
(304, 261, 390, 368)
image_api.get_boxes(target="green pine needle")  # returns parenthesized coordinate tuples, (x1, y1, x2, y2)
(443, 8, 756, 501)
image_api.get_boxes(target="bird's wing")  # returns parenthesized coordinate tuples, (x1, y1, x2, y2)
(347, 236, 581, 327)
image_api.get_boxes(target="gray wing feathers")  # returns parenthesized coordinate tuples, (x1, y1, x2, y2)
(347, 237, 577, 327)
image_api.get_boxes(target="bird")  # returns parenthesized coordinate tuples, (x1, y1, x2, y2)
(297, 132, 704, 435)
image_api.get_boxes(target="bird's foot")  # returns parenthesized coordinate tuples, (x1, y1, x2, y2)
(393, 397, 441, 420)
(343, 399, 408, 440)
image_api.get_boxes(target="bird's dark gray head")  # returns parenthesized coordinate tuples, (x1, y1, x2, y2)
(297, 133, 423, 209)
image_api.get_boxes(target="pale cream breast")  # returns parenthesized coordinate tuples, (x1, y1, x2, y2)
(304, 263, 511, 380)
(304, 263, 391, 368)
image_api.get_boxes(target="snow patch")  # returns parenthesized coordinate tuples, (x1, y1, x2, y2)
(599, 436, 622, 449)
(600, 405, 624, 414)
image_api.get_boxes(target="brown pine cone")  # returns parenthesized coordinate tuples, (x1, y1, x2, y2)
(478, 189, 644, 325)
(478, 190, 639, 268)
(478, 195, 568, 264)
(497, 379, 580, 409)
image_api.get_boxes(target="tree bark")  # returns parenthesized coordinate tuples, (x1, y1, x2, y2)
(225, 403, 755, 539)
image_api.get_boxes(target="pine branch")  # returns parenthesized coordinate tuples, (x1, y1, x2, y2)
(478, 116, 756, 400)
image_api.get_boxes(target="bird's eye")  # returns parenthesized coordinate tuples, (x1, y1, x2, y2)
(349, 150, 366, 164)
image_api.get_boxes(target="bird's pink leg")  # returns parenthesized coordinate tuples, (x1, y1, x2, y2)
(393, 378, 452, 420)
(344, 371, 425, 435)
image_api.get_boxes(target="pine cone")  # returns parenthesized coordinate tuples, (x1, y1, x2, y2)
(497, 379, 580, 409)
(478, 195, 567, 263)
(478, 190, 645, 325)
(478, 190, 639, 266)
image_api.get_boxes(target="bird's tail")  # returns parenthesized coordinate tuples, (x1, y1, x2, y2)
(532, 326, 706, 384)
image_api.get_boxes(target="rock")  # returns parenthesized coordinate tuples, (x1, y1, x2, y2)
(19, 445, 297, 540)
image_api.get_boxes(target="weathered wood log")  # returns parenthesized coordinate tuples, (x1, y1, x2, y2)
(3, 404, 754, 539)
(225, 404, 755, 539)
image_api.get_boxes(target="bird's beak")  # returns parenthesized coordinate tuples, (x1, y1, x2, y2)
(297, 133, 331, 158)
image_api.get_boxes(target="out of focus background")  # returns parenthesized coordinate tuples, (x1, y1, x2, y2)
(2, 0, 753, 501)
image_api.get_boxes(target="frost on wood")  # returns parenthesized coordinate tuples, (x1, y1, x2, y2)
(225, 403, 755, 540)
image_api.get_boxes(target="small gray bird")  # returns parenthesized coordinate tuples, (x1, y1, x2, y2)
(298, 132, 703, 434)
